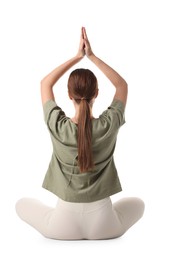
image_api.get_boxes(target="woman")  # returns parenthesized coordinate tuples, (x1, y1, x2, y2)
(16, 27, 144, 240)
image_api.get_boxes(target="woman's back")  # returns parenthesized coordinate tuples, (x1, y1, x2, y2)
(42, 98, 125, 202)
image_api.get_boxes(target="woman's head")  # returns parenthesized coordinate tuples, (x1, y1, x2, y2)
(68, 69, 98, 173)
(68, 68, 98, 103)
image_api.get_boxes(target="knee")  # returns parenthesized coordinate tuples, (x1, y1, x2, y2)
(15, 197, 31, 220)
(124, 197, 145, 220)
(114, 197, 145, 230)
(133, 197, 145, 219)
(15, 198, 25, 218)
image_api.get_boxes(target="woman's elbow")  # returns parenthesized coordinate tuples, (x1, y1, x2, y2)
(123, 79, 128, 89)
(40, 78, 46, 88)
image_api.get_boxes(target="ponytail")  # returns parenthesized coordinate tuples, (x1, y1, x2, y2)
(67, 68, 98, 173)
(77, 99, 94, 172)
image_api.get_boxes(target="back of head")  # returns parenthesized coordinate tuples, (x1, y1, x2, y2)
(68, 69, 98, 173)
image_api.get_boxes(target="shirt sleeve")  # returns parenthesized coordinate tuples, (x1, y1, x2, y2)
(101, 99, 126, 128)
(43, 99, 66, 133)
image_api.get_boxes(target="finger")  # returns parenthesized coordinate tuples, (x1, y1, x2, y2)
(81, 27, 84, 39)
(83, 27, 88, 40)
(81, 39, 85, 49)
(84, 38, 90, 48)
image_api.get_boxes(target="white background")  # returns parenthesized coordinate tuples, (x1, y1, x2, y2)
(0, 0, 172, 259)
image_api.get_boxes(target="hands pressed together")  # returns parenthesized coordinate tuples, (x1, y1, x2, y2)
(41, 27, 127, 107)
(77, 27, 94, 59)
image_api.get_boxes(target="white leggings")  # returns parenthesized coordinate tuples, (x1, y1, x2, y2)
(15, 197, 145, 240)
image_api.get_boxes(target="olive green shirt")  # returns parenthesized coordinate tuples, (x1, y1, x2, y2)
(42, 99, 125, 202)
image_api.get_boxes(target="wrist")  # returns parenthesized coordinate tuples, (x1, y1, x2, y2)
(74, 53, 84, 61)
(87, 53, 96, 61)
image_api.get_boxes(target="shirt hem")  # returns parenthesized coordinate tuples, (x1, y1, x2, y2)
(42, 185, 122, 203)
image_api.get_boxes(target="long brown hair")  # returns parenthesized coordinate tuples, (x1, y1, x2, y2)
(68, 69, 98, 173)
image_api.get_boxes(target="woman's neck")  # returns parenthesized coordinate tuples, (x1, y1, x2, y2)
(70, 98, 95, 124)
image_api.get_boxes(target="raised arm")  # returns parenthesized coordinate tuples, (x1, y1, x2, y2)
(83, 28, 128, 106)
(40, 29, 85, 105)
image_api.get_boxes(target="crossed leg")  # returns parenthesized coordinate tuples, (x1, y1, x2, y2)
(112, 197, 145, 236)
(16, 197, 145, 239)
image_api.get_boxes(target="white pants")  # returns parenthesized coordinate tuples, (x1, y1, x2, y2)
(15, 197, 145, 240)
